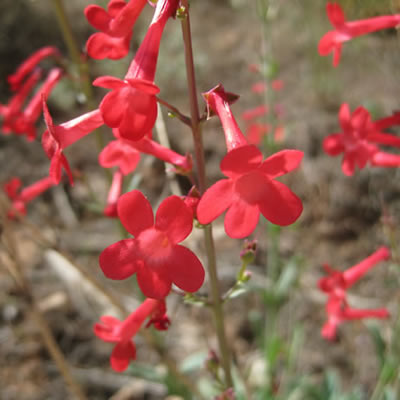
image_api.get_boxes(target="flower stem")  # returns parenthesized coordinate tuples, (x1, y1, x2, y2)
(180, 1, 233, 389)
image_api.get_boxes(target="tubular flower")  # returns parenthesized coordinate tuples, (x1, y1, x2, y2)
(99, 190, 205, 299)
(85, 0, 147, 60)
(1, 69, 42, 135)
(94, 298, 170, 372)
(94, 0, 179, 141)
(99, 134, 192, 176)
(10, 68, 63, 141)
(197, 85, 303, 238)
(318, 247, 390, 340)
(42, 99, 104, 185)
(7, 46, 61, 91)
(323, 103, 400, 176)
(319, 2, 400, 67)
(3, 176, 55, 219)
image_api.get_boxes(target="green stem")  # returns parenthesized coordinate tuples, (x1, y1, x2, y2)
(180, 0, 233, 389)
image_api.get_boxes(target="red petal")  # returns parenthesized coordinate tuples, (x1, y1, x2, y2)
(110, 341, 136, 372)
(117, 190, 154, 236)
(86, 32, 131, 60)
(197, 179, 234, 225)
(327, 2, 346, 28)
(220, 145, 263, 178)
(258, 179, 303, 226)
(167, 245, 205, 292)
(259, 150, 303, 179)
(155, 196, 193, 244)
(84, 5, 112, 32)
(93, 76, 126, 89)
(99, 239, 139, 280)
(341, 154, 356, 176)
(224, 198, 260, 239)
(323, 134, 344, 156)
(136, 266, 171, 299)
(100, 89, 126, 127)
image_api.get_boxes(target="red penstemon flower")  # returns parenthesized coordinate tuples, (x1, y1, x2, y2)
(197, 85, 303, 238)
(319, 2, 400, 67)
(94, 298, 169, 372)
(42, 99, 104, 185)
(85, 0, 148, 60)
(1, 69, 42, 136)
(3, 176, 55, 219)
(94, 0, 179, 141)
(99, 190, 205, 299)
(12, 68, 63, 141)
(323, 103, 400, 175)
(318, 247, 390, 340)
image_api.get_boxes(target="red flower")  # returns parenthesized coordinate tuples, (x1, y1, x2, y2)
(319, 2, 400, 67)
(7, 46, 61, 91)
(99, 134, 192, 175)
(3, 176, 55, 219)
(323, 104, 400, 175)
(197, 146, 303, 238)
(85, 0, 147, 60)
(94, 0, 179, 141)
(318, 247, 390, 340)
(99, 138, 141, 176)
(42, 99, 104, 185)
(94, 298, 169, 372)
(9, 68, 63, 141)
(198, 85, 303, 238)
(322, 296, 389, 341)
(1, 69, 42, 136)
(99, 190, 205, 299)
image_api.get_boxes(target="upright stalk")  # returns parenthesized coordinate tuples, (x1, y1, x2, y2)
(180, 0, 233, 388)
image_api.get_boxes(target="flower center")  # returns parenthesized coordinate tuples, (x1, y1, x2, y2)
(234, 171, 268, 204)
(137, 227, 172, 267)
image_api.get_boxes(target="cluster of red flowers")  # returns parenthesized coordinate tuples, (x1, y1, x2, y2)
(1, 0, 304, 371)
(317, 2, 394, 337)
(320, 2, 400, 175)
(3, 0, 396, 374)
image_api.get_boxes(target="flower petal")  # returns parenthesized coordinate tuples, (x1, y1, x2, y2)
(323, 134, 344, 156)
(197, 179, 234, 225)
(220, 145, 263, 178)
(155, 196, 193, 244)
(167, 245, 205, 293)
(99, 239, 139, 280)
(259, 150, 303, 179)
(86, 32, 132, 60)
(117, 190, 154, 236)
(327, 2, 346, 28)
(258, 179, 303, 226)
(110, 341, 136, 372)
(136, 266, 171, 299)
(224, 197, 260, 239)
